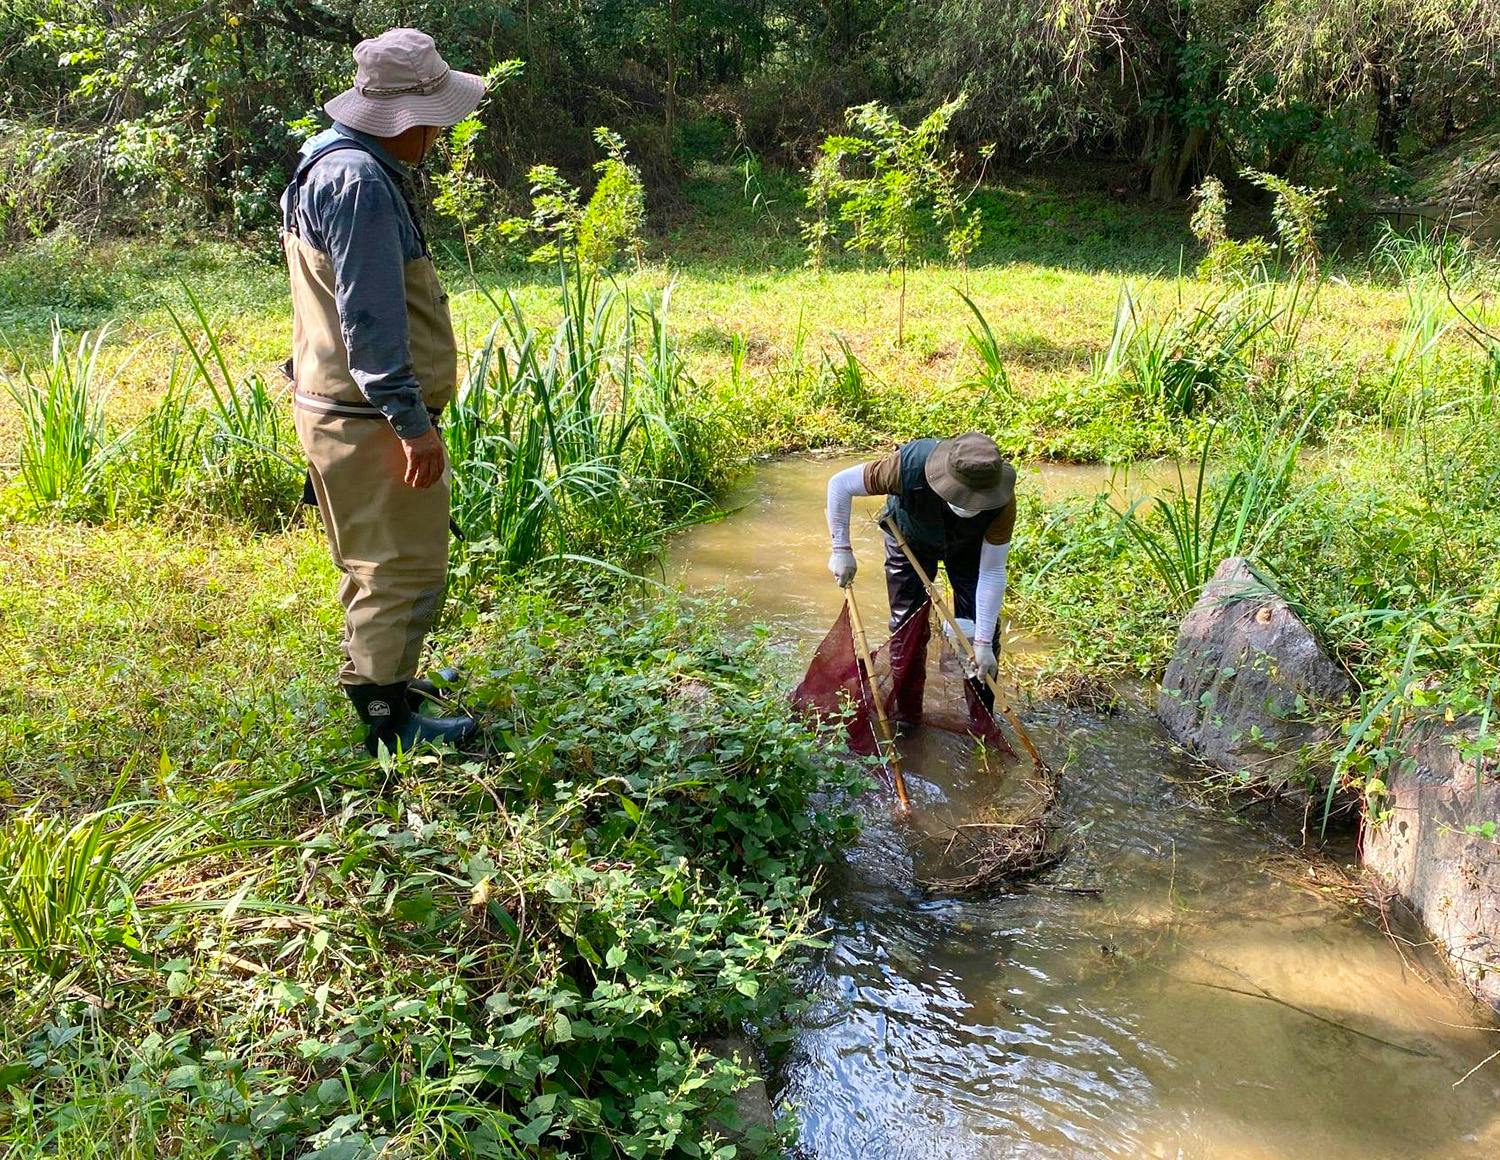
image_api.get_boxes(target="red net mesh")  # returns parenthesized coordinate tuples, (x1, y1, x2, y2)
(792, 599, 1014, 758)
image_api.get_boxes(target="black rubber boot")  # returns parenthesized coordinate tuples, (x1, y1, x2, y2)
(344, 681, 478, 757)
(406, 666, 462, 713)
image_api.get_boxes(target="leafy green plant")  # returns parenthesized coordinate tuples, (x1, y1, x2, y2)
(801, 95, 987, 343)
(1188, 182, 1275, 280)
(1, 595, 862, 1159)
(1189, 176, 1230, 248)
(2, 323, 120, 518)
(578, 129, 648, 273)
(516, 128, 647, 274)
(430, 60, 525, 274)
(1200, 237, 1275, 282)
(1243, 169, 1332, 275)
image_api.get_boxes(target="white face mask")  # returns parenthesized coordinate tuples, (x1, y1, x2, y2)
(948, 502, 982, 519)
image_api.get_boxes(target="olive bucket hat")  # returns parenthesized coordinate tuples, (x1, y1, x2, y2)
(924, 431, 1015, 511)
(324, 29, 486, 138)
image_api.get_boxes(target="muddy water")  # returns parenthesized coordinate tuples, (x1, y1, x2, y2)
(668, 455, 1500, 1160)
(669, 455, 1186, 652)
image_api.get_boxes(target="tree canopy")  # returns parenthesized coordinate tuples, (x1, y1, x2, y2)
(2, 0, 1497, 240)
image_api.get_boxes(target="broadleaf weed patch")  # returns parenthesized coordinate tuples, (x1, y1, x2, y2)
(0, 594, 866, 1157)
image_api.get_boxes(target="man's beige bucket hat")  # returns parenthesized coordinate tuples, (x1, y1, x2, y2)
(324, 28, 486, 137)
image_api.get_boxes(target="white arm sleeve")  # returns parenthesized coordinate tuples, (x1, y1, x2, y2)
(974, 540, 1010, 645)
(826, 464, 871, 550)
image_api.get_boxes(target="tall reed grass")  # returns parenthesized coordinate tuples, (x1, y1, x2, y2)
(2, 324, 120, 518)
(4, 290, 301, 526)
(448, 261, 721, 586)
(959, 290, 1013, 400)
(4, 267, 718, 570)
(118, 354, 200, 511)
(1113, 396, 1323, 607)
(0, 780, 287, 982)
(164, 285, 302, 528)
(1372, 220, 1477, 285)
(1093, 281, 1283, 419)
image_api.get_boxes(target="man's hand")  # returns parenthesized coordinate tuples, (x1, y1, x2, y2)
(401, 427, 446, 489)
(829, 548, 857, 587)
(974, 641, 998, 682)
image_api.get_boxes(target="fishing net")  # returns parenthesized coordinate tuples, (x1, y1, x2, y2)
(793, 599, 1068, 894)
(791, 599, 1013, 759)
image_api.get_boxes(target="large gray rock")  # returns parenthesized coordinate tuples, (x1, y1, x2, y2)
(703, 1033, 776, 1149)
(1158, 557, 1350, 783)
(1363, 718, 1500, 1014)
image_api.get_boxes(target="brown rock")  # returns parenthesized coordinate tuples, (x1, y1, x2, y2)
(1363, 718, 1500, 1014)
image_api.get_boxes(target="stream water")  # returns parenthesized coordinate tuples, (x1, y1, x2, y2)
(667, 455, 1500, 1160)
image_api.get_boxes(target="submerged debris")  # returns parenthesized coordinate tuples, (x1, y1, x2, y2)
(1033, 670, 1122, 714)
(916, 770, 1068, 894)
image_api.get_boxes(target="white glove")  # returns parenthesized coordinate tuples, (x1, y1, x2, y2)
(973, 642, 998, 682)
(828, 548, 857, 587)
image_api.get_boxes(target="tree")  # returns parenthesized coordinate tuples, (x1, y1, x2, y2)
(802, 95, 986, 344)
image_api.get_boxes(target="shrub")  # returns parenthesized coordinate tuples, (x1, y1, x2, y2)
(1190, 177, 1273, 281)
(800, 95, 988, 343)
(0, 595, 866, 1158)
(515, 128, 648, 274)
(1243, 169, 1332, 275)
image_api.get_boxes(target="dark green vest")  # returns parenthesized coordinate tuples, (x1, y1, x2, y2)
(881, 438, 1002, 556)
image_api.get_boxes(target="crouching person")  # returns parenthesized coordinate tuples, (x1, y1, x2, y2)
(824, 432, 1015, 729)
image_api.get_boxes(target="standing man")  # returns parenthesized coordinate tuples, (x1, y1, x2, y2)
(824, 432, 1016, 728)
(283, 29, 486, 756)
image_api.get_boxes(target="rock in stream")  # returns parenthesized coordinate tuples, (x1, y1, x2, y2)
(1363, 718, 1500, 1016)
(1159, 556, 1500, 1015)
(1158, 556, 1350, 786)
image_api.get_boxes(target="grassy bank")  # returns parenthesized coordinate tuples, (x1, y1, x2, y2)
(0, 227, 863, 1155)
(1, 165, 1466, 464)
(1, 554, 865, 1155)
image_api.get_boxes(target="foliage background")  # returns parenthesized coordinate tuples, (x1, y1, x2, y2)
(3, 0, 1500, 243)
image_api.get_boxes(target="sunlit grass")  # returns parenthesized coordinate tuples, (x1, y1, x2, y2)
(2, 166, 1469, 466)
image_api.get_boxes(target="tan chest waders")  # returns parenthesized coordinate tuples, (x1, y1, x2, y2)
(284, 141, 459, 687)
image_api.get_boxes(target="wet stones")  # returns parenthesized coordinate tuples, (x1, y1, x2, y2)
(1158, 556, 1350, 786)
(1363, 718, 1500, 1015)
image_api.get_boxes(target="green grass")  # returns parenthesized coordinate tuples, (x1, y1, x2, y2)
(2, 165, 1469, 465)
(0, 523, 341, 806)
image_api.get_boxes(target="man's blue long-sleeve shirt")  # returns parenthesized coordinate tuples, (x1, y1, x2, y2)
(281, 123, 433, 439)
